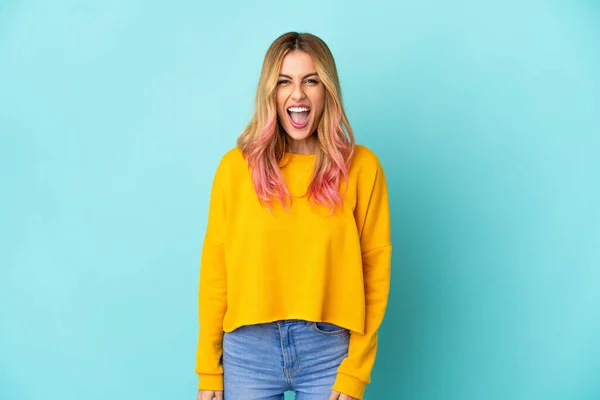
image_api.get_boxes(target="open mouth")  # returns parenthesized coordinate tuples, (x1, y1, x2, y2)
(287, 106, 311, 129)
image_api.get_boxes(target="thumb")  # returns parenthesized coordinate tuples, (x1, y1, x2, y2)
(329, 391, 340, 400)
(215, 390, 224, 400)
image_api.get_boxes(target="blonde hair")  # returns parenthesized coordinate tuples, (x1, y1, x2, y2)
(237, 32, 355, 211)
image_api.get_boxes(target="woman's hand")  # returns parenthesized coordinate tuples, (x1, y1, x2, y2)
(329, 390, 358, 400)
(197, 390, 223, 400)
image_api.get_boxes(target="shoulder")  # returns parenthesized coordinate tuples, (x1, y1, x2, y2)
(220, 146, 245, 166)
(211, 147, 247, 185)
(216, 147, 246, 172)
(350, 144, 383, 173)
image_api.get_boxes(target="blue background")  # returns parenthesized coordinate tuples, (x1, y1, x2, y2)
(1, 1, 599, 399)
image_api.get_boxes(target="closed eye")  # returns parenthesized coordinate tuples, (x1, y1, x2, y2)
(278, 79, 319, 85)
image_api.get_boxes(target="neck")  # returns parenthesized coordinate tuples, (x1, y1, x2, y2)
(286, 133, 317, 154)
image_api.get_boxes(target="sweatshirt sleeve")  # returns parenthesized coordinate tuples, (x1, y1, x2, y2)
(195, 155, 229, 391)
(333, 153, 392, 399)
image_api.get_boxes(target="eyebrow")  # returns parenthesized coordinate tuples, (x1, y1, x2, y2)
(278, 72, 319, 80)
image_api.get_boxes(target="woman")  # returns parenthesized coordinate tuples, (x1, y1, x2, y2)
(195, 32, 391, 400)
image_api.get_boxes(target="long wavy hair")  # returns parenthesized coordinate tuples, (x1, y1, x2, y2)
(237, 32, 355, 211)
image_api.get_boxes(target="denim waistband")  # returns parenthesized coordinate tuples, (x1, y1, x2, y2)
(270, 319, 310, 326)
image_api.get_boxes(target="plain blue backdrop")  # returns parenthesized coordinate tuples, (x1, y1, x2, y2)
(1, 1, 599, 399)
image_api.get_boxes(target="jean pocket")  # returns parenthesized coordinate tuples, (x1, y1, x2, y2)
(311, 321, 348, 335)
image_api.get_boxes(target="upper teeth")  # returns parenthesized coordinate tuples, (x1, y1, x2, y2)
(288, 107, 310, 112)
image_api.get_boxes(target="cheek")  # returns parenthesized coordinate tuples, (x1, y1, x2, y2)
(313, 107, 325, 126)
(314, 95, 326, 120)
(276, 93, 286, 118)
(276, 87, 286, 104)
(314, 90, 326, 115)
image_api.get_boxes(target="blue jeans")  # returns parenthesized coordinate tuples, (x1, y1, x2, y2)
(222, 319, 350, 400)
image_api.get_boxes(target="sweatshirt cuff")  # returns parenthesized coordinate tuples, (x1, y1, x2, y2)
(333, 372, 367, 399)
(198, 374, 223, 391)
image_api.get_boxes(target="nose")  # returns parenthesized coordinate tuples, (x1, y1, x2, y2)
(291, 82, 307, 100)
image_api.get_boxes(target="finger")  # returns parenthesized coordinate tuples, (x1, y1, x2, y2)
(329, 391, 340, 400)
(215, 391, 224, 400)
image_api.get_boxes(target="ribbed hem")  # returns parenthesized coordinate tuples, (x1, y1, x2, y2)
(333, 372, 367, 399)
(198, 374, 223, 391)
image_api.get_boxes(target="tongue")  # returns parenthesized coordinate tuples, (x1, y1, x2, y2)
(290, 111, 310, 125)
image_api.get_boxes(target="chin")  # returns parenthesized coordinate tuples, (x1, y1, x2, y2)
(286, 129, 315, 141)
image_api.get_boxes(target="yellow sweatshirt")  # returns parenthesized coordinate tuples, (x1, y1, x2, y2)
(195, 144, 392, 399)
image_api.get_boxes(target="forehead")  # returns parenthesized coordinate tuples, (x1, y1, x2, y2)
(279, 51, 316, 75)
